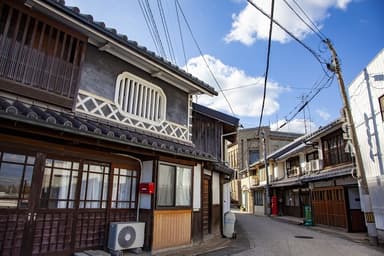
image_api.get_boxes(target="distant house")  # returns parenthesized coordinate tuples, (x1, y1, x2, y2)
(0, 0, 237, 255)
(260, 119, 366, 232)
(227, 127, 301, 213)
(348, 48, 384, 244)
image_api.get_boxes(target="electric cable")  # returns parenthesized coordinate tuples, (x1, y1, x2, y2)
(282, 0, 325, 41)
(137, 0, 161, 56)
(246, 0, 329, 75)
(257, 0, 275, 136)
(175, 0, 188, 71)
(157, 0, 176, 63)
(278, 74, 335, 129)
(291, 0, 328, 40)
(175, 0, 235, 115)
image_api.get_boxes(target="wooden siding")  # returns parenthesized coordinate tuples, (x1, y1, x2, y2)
(192, 112, 223, 160)
(211, 204, 221, 235)
(152, 209, 191, 250)
(312, 186, 347, 228)
(0, 0, 86, 109)
(202, 176, 211, 235)
(191, 210, 202, 242)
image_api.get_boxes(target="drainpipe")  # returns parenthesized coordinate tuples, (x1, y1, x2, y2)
(114, 153, 143, 222)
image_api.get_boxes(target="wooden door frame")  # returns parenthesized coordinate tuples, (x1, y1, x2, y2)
(202, 174, 212, 235)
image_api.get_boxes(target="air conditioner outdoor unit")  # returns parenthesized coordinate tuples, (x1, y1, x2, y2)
(108, 222, 145, 251)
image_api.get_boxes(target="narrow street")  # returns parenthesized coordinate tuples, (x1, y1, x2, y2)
(202, 212, 384, 256)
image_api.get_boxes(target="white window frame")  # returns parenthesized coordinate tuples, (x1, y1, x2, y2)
(114, 72, 166, 124)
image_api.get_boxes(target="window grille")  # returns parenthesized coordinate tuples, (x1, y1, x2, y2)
(114, 72, 166, 123)
(0, 1, 86, 107)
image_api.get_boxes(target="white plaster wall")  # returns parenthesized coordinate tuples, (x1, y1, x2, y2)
(212, 172, 220, 205)
(349, 49, 384, 178)
(139, 160, 153, 209)
(349, 49, 384, 231)
(193, 164, 201, 210)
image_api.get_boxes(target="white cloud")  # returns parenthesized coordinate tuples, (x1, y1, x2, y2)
(225, 0, 352, 45)
(271, 118, 317, 134)
(185, 55, 285, 117)
(316, 109, 331, 121)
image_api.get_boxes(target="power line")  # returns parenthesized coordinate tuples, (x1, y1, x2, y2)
(157, 0, 176, 63)
(221, 76, 264, 92)
(278, 74, 335, 129)
(137, 0, 161, 55)
(246, 0, 328, 70)
(282, 0, 325, 41)
(139, 0, 167, 58)
(175, 0, 235, 115)
(257, 0, 275, 136)
(175, 0, 188, 71)
(291, 0, 327, 40)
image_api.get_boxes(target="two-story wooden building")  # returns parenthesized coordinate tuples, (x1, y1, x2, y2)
(0, 0, 238, 255)
(262, 119, 366, 232)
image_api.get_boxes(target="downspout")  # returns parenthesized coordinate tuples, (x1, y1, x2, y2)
(114, 153, 143, 222)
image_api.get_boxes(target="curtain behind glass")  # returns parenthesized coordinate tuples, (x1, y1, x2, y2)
(175, 167, 191, 206)
(157, 164, 174, 206)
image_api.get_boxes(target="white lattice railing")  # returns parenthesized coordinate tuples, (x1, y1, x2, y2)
(76, 90, 190, 142)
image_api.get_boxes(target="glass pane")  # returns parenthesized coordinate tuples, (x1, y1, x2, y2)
(89, 164, 102, 173)
(27, 156, 35, 165)
(50, 169, 71, 208)
(102, 174, 108, 203)
(69, 171, 78, 201)
(119, 176, 131, 202)
(176, 167, 191, 206)
(157, 164, 174, 206)
(0, 163, 23, 199)
(73, 162, 79, 170)
(21, 166, 33, 200)
(131, 177, 136, 200)
(45, 158, 53, 167)
(53, 160, 73, 169)
(87, 172, 102, 201)
(3, 153, 26, 163)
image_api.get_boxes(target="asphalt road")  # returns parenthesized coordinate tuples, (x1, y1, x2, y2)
(201, 212, 384, 256)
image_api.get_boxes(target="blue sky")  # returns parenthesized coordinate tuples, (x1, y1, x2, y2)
(66, 0, 383, 133)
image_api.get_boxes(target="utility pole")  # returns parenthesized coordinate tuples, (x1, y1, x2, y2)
(325, 39, 377, 243)
(261, 129, 271, 216)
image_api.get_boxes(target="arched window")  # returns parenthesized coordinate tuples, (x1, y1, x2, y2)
(114, 72, 166, 123)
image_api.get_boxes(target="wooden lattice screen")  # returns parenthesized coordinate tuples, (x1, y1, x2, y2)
(0, 0, 86, 108)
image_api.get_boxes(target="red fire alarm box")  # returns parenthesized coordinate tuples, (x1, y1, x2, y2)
(139, 182, 155, 194)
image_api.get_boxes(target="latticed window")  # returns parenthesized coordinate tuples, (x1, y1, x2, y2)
(40, 158, 79, 209)
(111, 167, 137, 208)
(0, 0, 86, 108)
(322, 129, 352, 167)
(114, 72, 166, 123)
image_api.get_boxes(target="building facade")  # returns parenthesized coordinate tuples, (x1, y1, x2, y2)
(349, 48, 384, 244)
(0, 0, 237, 255)
(228, 127, 301, 213)
(260, 120, 366, 232)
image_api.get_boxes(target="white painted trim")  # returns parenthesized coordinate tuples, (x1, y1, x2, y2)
(76, 90, 190, 142)
(114, 72, 166, 124)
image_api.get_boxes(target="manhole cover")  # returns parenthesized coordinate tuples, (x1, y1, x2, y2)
(294, 235, 314, 239)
